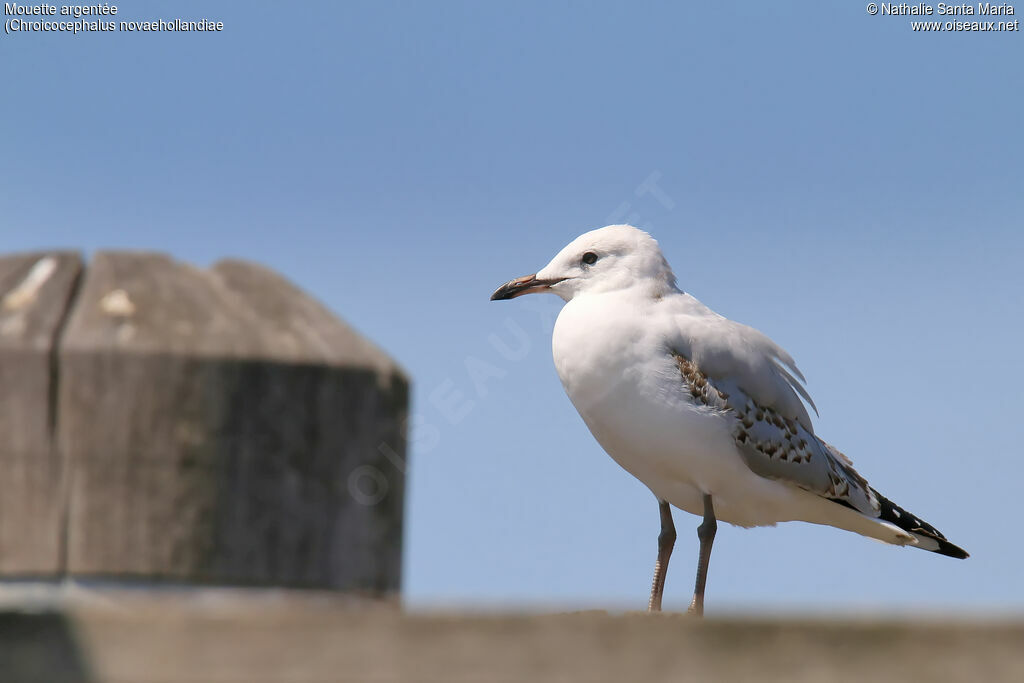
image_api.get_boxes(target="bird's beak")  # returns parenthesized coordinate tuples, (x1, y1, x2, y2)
(490, 274, 563, 300)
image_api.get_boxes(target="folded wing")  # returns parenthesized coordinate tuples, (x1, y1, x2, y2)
(673, 352, 880, 516)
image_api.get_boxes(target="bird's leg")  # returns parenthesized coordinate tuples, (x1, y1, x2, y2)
(687, 493, 717, 617)
(647, 500, 676, 612)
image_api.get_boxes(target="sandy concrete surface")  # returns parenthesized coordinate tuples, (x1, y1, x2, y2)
(1, 587, 1021, 682)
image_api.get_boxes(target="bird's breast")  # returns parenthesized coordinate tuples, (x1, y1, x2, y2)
(551, 295, 736, 493)
(551, 295, 652, 409)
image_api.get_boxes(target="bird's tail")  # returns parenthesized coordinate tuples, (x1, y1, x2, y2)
(872, 488, 968, 559)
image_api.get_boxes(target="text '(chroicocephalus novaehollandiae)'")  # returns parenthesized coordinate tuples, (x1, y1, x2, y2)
(490, 225, 967, 615)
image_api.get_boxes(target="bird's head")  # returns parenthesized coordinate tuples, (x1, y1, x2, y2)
(490, 224, 678, 302)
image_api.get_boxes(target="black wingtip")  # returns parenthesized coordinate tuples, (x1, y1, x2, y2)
(931, 537, 969, 560)
(873, 488, 969, 560)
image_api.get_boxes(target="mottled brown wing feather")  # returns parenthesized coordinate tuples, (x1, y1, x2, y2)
(673, 352, 880, 515)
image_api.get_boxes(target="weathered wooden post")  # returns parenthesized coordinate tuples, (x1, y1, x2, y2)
(0, 251, 407, 592)
(0, 252, 82, 574)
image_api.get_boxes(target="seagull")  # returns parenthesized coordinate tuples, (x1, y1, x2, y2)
(490, 224, 967, 615)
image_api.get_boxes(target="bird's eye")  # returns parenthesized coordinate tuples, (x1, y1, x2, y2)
(581, 252, 598, 266)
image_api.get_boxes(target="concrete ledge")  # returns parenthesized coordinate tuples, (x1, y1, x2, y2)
(1, 587, 1021, 682)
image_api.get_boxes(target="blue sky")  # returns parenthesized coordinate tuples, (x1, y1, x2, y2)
(3, 1, 1022, 612)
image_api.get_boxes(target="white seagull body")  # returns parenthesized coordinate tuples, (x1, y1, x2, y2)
(491, 224, 967, 614)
